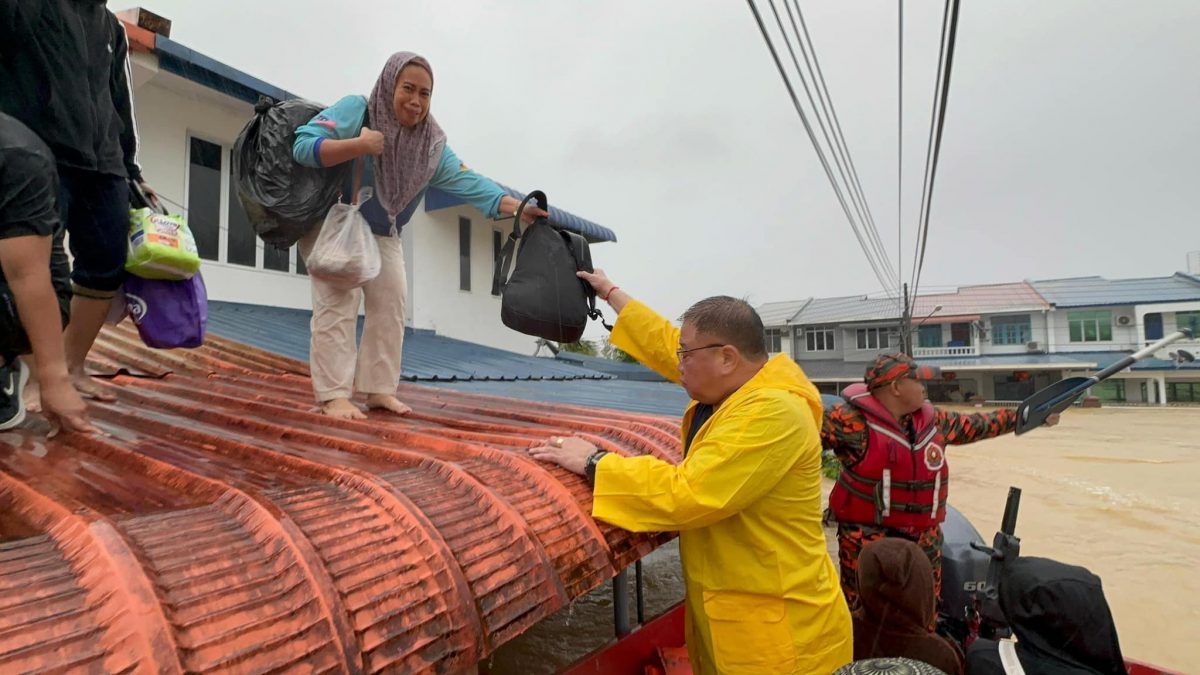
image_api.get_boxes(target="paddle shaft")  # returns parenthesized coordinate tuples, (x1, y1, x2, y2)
(1092, 330, 1192, 382)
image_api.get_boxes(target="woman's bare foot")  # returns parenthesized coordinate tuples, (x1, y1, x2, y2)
(320, 398, 367, 420)
(70, 370, 116, 402)
(366, 394, 412, 416)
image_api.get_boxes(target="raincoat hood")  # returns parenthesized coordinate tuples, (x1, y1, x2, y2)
(851, 538, 963, 674)
(737, 354, 824, 426)
(857, 537, 935, 629)
(998, 557, 1126, 675)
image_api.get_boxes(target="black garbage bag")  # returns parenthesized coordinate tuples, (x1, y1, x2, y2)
(231, 97, 354, 249)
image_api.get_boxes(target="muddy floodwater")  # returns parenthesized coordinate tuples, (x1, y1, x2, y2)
(489, 406, 1199, 673)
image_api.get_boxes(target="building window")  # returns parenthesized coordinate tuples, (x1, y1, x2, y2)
(191, 135, 298, 274)
(187, 137, 222, 261)
(491, 230, 503, 296)
(225, 172, 256, 267)
(805, 326, 835, 352)
(917, 324, 943, 348)
(459, 217, 471, 291)
(1068, 310, 1113, 342)
(262, 245, 290, 272)
(991, 315, 1032, 345)
(1167, 381, 1200, 403)
(856, 327, 890, 351)
(1177, 311, 1200, 337)
(1145, 313, 1164, 340)
(949, 322, 973, 346)
(1090, 379, 1126, 402)
(764, 328, 782, 353)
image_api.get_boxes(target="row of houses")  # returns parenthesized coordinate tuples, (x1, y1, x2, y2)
(758, 273, 1200, 404)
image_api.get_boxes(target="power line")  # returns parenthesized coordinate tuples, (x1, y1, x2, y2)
(785, 0, 898, 292)
(763, 0, 897, 294)
(897, 0, 904, 304)
(911, 0, 963, 298)
(746, 0, 899, 294)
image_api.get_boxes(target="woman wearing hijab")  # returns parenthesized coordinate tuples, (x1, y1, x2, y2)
(293, 52, 547, 419)
(853, 538, 964, 675)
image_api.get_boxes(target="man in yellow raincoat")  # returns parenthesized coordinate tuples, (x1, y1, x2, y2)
(530, 270, 852, 674)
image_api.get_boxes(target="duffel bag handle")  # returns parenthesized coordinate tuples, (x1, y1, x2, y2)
(493, 191, 547, 294)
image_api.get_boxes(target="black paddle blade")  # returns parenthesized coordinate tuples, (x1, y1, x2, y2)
(1015, 376, 1093, 435)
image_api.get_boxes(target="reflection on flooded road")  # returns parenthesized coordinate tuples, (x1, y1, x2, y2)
(491, 406, 1199, 673)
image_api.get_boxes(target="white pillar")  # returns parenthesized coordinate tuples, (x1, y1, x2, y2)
(1045, 310, 1057, 353)
(1157, 376, 1168, 406)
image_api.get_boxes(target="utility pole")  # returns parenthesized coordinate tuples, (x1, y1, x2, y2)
(901, 282, 913, 356)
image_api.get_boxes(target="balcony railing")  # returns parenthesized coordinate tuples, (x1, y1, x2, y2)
(913, 345, 979, 357)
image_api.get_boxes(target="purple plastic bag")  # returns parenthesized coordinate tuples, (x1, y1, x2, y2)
(124, 273, 208, 349)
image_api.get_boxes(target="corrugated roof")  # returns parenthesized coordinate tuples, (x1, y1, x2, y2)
(0, 324, 678, 672)
(757, 299, 810, 326)
(911, 282, 1050, 317)
(425, 184, 617, 244)
(791, 295, 903, 325)
(206, 301, 609, 382)
(1029, 273, 1200, 308)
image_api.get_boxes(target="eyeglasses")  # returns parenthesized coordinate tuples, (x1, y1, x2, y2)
(676, 344, 726, 360)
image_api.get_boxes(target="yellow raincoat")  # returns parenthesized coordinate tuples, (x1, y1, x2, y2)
(594, 300, 852, 674)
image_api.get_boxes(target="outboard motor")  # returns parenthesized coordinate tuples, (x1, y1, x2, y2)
(937, 487, 1022, 646)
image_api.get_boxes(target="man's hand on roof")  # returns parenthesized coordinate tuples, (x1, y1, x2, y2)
(41, 377, 97, 438)
(529, 435, 596, 475)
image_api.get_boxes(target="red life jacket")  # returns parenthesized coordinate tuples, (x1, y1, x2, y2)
(829, 383, 950, 531)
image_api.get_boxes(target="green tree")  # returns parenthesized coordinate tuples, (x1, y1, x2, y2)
(601, 339, 637, 363)
(558, 339, 600, 356)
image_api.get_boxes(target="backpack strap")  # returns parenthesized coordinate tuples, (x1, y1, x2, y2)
(560, 231, 612, 333)
(492, 190, 546, 295)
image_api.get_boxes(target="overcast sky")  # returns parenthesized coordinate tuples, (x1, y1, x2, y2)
(136, 0, 1200, 329)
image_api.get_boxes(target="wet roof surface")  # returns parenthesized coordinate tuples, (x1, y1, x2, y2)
(0, 324, 679, 672)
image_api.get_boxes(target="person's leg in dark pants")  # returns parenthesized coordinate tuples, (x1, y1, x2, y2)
(58, 168, 128, 401)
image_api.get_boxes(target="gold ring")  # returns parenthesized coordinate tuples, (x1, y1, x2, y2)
(552, 437, 563, 448)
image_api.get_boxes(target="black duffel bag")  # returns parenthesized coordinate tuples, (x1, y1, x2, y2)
(494, 191, 609, 343)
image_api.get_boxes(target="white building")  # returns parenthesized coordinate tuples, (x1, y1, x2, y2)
(119, 8, 616, 356)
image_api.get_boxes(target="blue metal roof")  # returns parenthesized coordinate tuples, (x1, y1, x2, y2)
(205, 301, 608, 381)
(153, 35, 300, 105)
(552, 352, 666, 382)
(425, 184, 617, 243)
(430, 379, 689, 417)
(1029, 274, 1200, 308)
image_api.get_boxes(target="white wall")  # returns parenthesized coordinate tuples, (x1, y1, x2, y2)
(131, 65, 314, 310)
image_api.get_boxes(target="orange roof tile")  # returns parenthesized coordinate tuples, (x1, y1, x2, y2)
(0, 324, 679, 672)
